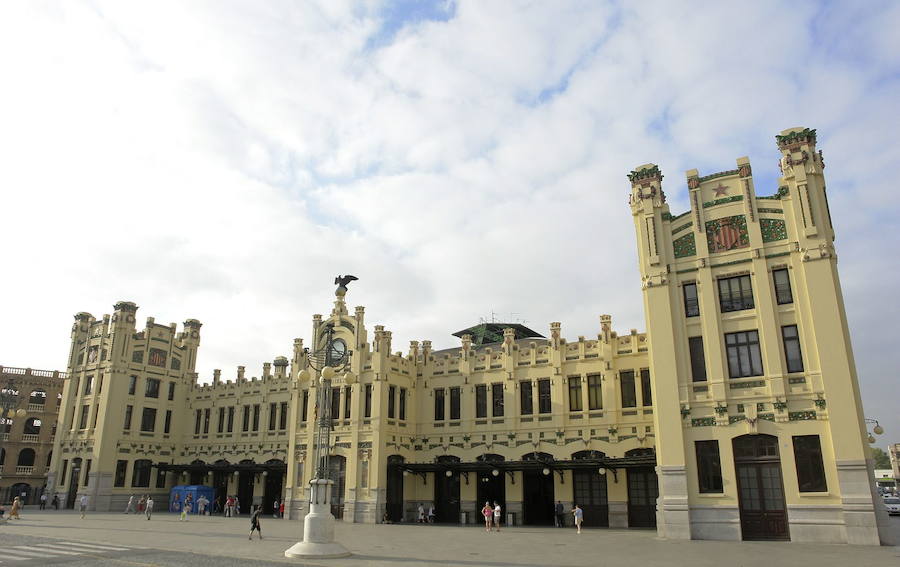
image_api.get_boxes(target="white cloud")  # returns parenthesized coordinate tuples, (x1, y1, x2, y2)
(1, 0, 899, 444)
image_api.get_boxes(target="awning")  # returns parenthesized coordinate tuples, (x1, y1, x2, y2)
(394, 455, 656, 482)
(155, 461, 287, 474)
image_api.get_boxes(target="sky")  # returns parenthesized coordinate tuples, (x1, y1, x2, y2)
(1, 1, 898, 447)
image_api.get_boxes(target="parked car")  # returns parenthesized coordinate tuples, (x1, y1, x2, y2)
(883, 497, 900, 515)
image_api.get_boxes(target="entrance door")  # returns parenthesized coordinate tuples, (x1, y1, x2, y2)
(627, 468, 658, 527)
(329, 455, 346, 519)
(434, 456, 460, 523)
(733, 435, 789, 540)
(263, 471, 284, 517)
(573, 471, 608, 527)
(213, 471, 229, 513)
(522, 470, 555, 525)
(386, 455, 404, 522)
(66, 458, 82, 509)
(237, 472, 254, 515)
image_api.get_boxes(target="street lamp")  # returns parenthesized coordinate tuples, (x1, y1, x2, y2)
(286, 278, 355, 560)
(865, 418, 884, 444)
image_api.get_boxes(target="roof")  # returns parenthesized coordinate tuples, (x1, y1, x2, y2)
(452, 322, 544, 346)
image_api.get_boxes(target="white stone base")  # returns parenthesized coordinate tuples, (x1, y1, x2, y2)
(284, 541, 351, 559)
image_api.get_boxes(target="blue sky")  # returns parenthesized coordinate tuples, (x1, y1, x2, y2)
(1, 0, 898, 447)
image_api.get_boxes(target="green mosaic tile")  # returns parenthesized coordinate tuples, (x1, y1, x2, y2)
(691, 417, 716, 427)
(703, 195, 744, 208)
(789, 411, 817, 421)
(673, 232, 696, 258)
(760, 218, 787, 242)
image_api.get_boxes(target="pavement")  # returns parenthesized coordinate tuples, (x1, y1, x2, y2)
(0, 510, 897, 567)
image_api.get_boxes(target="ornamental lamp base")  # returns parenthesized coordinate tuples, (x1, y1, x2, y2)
(284, 479, 351, 560)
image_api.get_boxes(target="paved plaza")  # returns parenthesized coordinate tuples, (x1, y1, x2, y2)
(0, 510, 898, 566)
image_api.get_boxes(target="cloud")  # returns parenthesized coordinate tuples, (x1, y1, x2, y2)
(1, 0, 898, 445)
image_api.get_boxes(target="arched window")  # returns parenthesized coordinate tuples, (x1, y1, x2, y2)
(29, 389, 46, 406)
(17, 448, 36, 467)
(132, 459, 152, 487)
(24, 418, 41, 436)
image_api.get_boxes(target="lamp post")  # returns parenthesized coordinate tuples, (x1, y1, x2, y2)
(865, 418, 884, 445)
(286, 280, 355, 560)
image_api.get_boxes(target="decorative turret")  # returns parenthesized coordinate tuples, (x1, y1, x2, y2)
(273, 356, 289, 379)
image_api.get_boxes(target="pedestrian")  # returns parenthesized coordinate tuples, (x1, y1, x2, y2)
(249, 505, 263, 540)
(79, 494, 88, 519)
(427, 504, 435, 523)
(225, 495, 234, 517)
(181, 494, 192, 521)
(51, 495, 59, 510)
(138, 495, 146, 513)
(9, 497, 22, 519)
(272, 499, 279, 519)
(481, 502, 493, 531)
(124, 495, 135, 514)
(214, 496, 221, 515)
(40, 493, 47, 510)
(555, 500, 564, 527)
(417, 502, 425, 523)
(492, 501, 502, 532)
(172, 493, 179, 513)
(145, 496, 154, 520)
(234, 496, 240, 515)
(198, 494, 208, 516)
(572, 504, 583, 534)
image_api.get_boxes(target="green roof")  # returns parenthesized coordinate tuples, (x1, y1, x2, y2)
(452, 323, 544, 346)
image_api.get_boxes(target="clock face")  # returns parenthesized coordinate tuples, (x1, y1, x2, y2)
(327, 338, 347, 367)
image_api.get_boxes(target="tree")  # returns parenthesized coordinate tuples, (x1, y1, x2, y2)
(870, 447, 891, 469)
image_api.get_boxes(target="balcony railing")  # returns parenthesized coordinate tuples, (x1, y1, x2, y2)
(20, 434, 39, 443)
(0, 433, 8, 441)
(27, 403, 45, 412)
(15, 466, 34, 475)
(719, 293, 755, 313)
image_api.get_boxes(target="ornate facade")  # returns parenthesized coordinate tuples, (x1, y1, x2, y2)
(47, 127, 890, 544)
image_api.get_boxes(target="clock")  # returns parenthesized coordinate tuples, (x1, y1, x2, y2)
(327, 338, 347, 367)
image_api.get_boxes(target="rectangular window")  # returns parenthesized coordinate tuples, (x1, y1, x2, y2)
(568, 376, 583, 412)
(793, 435, 827, 492)
(538, 379, 552, 414)
(364, 385, 372, 418)
(83, 459, 91, 486)
(689, 337, 707, 382)
(620, 370, 637, 408)
(587, 374, 602, 410)
(279, 402, 288, 430)
(718, 274, 755, 312)
(167, 382, 175, 401)
(123, 405, 133, 430)
(203, 408, 210, 434)
(79, 405, 90, 429)
(114, 460, 127, 487)
(140, 408, 157, 432)
(696, 440, 723, 493)
(194, 409, 202, 435)
(252, 404, 260, 431)
(520, 381, 533, 415)
(128, 375, 137, 395)
(84, 375, 93, 395)
(492, 383, 504, 417)
(131, 460, 150, 488)
(388, 385, 396, 418)
(242, 405, 250, 431)
(344, 386, 352, 419)
(683, 282, 700, 317)
(97, 374, 103, 395)
(132, 351, 143, 363)
(164, 409, 171, 434)
(145, 378, 160, 399)
(475, 385, 487, 418)
(399, 388, 407, 420)
(269, 403, 277, 431)
(773, 268, 793, 305)
(92, 403, 99, 428)
(60, 459, 68, 485)
(449, 387, 461, 420)
(782, 325, 804, 373)
(302, 391, 309, 422)
(218, 407, 225, 433)
(640, 368, 652, 407)
(725, 330, 764, 378)
(331, 389, 341, 420)
(227, 406, 234, 432)
(434, 388, 445, 421)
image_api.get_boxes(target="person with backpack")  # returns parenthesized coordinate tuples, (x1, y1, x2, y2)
(249, 505, 263, 540)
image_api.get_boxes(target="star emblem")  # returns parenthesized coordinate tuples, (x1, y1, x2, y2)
(712, 183, 728, 197)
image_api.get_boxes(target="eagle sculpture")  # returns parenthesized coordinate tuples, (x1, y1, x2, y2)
(334, 274, 358, 295)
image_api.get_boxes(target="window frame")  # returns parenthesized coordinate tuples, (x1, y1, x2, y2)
(568, 376, 583, 412)
(725, 330, 764, 378)
(144, 377, 160, 399)
(689, 337, 707, 382)
(449, 387, 461, 420)
(718, 274, 755, 313)
(537, 379, 552, 414)
(696, 440, 724, 493)
(793, 435, 827, 492)
(140, 407, 157, 432)
(640, 368, 652, 407)
(434, 388, 445, 421)
(491, 383, 504, 417)
(773, 268, 793, 305)
(475, 385, 487, 418)
(620, 370, 637, 408)
(683, 282, 700, 317)
(520, 380, 533, 415)
(587, 374, 602, 410)
(781, 324, 804, 373)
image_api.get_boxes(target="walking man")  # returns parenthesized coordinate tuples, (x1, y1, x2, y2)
(39, 493, 47, 510)
(79, 494, 88, 519)
(145, 496, 154, 520)
(249, 505, 263, 540)
(555, 500, 565, 527)
(124, 495, 135, 514)
(493, 501, 502, 532)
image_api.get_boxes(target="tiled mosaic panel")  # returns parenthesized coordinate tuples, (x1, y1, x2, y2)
(672, 232, 696, 258)
(705, 215, 749, 254)
(760, 218, 787, 242)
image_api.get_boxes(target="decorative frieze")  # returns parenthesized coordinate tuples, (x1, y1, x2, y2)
(673, 233, 696, 258)
(761, 218, 787, 242)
